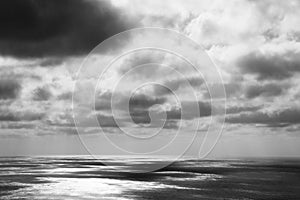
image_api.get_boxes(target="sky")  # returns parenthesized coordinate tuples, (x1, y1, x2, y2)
(0, 0, 300, 157)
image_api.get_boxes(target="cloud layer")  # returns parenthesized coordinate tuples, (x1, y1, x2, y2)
(0, 0, 136, 58)
(1, 0, 300, 138)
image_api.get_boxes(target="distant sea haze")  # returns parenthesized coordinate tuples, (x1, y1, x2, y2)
(0, 156, 300, 200)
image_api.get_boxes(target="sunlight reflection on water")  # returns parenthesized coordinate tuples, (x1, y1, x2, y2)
(7, 177, 196, 200)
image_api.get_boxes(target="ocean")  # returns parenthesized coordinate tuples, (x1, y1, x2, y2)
(0, 156, 300, 200)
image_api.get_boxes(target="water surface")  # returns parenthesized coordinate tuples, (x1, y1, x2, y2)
(0, 156, 300, 199)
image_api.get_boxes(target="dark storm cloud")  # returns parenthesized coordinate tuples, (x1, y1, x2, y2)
(32, 86, 52, 101)
(225, 108, 300, 127)
(237, 51, 300, 80)
(245, 83, 287, 99)
(39, 58, 65, 67)
(0, 0, 136, 58)
(0, 79, 21, 100)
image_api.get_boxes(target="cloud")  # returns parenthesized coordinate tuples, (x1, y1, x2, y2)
(117, 50, 195, 82)
(57, 92, 72, 101)
(97, 114, 122, 128)
(118, 51, 166, 79)
(0, 67, 42, 81)
(226, 105, 262, 114)
(153, 75, 204, 96)
(0, 0, 136, 58)
(184, 101, 212, 118)
(184, 0, 271, 48)
(96, 88, 212, 127)
(0, 108, 44, 122)
(203, 83, 240, 99)
(0, 79, 21, 100)
(139, 13, 192, 30)
(95, 91, 166, 111)
(32, 86, 52, 101)
(165, 101, 212, 120)
(127, 93, 167, 124)
(95, 91, 114, 111)
(226, 107, 300, 127)
(94, 91, 211, 128)
(245, 83, 287, 99)
(1, 0, 300, 138)
(95, 91, 169, 127)
(44, 111, 75, 127)
(237, 51, 300, 80)
(162, 120, 179, 129)
(0, 122, 36, 129)
(39, 58, 65, 67)
(128, 109, 151, 124)
(129, 93, 166, 109)
(125, 109, 180, 129)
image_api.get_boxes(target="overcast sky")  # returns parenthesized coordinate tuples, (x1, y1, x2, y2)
(0, 0, 300, 157)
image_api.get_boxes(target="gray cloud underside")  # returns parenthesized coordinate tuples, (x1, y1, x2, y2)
(226, 108, 300, 127)
(0, 0, 137, 58)
(0, 109, 44, 122)
(226, 105, 262, 114)
(153, 75, 204, 95)
(0, 79, 21, 100)
(203, 83, 240, 99)
(245, 82, 288, 99)
(95, 92, 167, 111)
(32, 86, 52, 101)
(238, 51, 300, 80)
